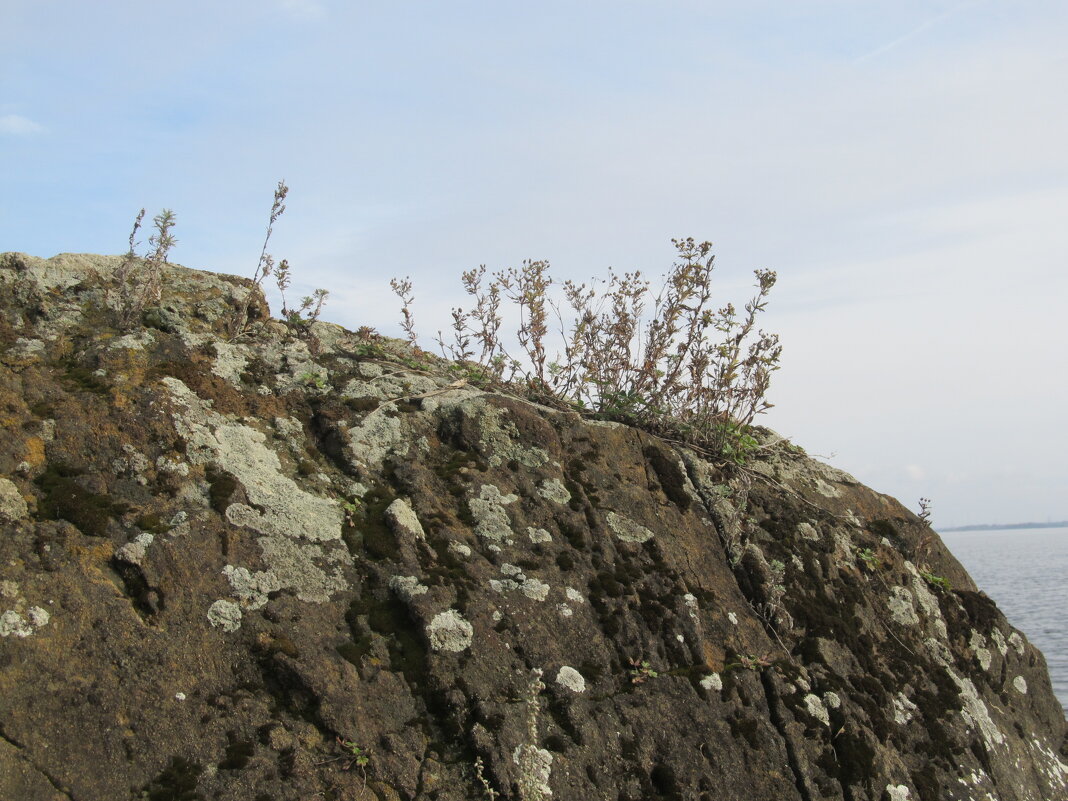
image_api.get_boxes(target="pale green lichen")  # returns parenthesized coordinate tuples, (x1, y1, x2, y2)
(813, 478, 840, 498)
(163, 377, 349, 606)
(389, 575, 429, 602)
(256, 536, 349, 603)
(803, 693, 829, 726)
(606, 511, 653, 543)
(565, 587, 584, 604)
(700, 673, 723, 692)
(924, 637, 1005, 749)
(893, 692, 919, 725)
(112, 444, 151, 483)
(0, 580, 50, 638)
(448, 542, 472, 558)
(0, 606, 49, 637)
(0, 477, 28, 522)
(555, 666, 586, 693)
(115, 532, 155, 566)
(0, 610, 33, 637)
(527, 527, 552, 544)
(513, 670, 553, 801)
(427, 609, 473, 652)
(904, 562, 948, 639)
(451, 399, 551, 469)
(1008, 631, 1025, 655)
(223, 565, 281, 609)
(537, 479, 571, 505)
(385, 498, 425, 541)
(970, 630, 993, 671)
(345, 405, 405, 470)
(521, 578, 550, 601)
(470, 484, 518, 542)
(272, 415, 305, 446)
(491, 565, 550, 601)
(887, 586, 919, 627)
(207, 599, 243, 632)
(164, 378, 341, 542)
(210, 340, 249, 386)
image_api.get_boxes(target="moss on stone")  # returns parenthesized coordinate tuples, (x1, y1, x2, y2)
(35, 463, 128, 536)
(143, 755, 204, 801)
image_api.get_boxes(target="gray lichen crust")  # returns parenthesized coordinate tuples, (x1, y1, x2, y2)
(426, 609, 473, 652)
(0, 252, 1064, 801)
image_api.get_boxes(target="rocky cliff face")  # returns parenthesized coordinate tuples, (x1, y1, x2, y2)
(0, 252, 1065, 801)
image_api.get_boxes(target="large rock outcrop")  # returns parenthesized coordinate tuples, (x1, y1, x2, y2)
(1, 252, 1065, 801)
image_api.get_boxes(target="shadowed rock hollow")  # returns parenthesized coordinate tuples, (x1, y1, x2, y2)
(0, 252, 1065, 801)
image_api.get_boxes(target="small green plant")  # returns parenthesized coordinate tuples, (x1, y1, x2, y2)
(341, 499, 361, 526)
(726, 653, 774, 672)
(330, 736, 371, 793)
(858, 548, 879, 569)
(718, 422, 760, 464)
(920, 571, 951, 592)
(298, 371, 327, 389)
(336, 737, 370, 769)
(628, 658, 659, 684)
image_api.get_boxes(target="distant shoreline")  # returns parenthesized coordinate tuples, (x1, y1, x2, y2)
(940, 521, 1068, 533)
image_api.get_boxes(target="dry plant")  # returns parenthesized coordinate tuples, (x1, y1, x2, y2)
(116, 181, 326, 337)
(229, 180, 288, 338)
(513, 668, 552, 801)
(116, 208, 177, 329)
(412, 238, 781, 461)
(277, 257, 329, 326)
(228, 180, 328, 337)
(390, 277, 419, 346)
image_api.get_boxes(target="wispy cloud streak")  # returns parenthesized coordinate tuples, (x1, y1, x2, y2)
(0, 114, 45, 135)
(854, 2, 975, 64)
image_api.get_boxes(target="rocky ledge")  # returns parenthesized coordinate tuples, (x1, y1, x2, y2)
(0, 253, 1065, 801)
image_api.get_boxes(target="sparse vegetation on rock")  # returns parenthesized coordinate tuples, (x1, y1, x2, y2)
(0, 248, 1065, 801)
(404, 238, 782, 463)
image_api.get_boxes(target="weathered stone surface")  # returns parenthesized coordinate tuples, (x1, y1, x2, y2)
(0, 252, 1065, 801)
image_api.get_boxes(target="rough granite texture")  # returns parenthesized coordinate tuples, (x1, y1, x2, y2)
(0, 252, 1066, 801)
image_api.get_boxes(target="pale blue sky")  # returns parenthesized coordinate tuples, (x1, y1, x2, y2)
(3, 1, 1066, 527)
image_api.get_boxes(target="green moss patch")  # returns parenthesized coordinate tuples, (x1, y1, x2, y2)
(35, 463, 128, 536)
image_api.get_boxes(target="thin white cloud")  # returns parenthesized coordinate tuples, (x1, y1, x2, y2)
(905, 464, 926, 481)
(0, 114, 45, 135)
(276, 0, 326, 20)
(854, 2, 976, 64)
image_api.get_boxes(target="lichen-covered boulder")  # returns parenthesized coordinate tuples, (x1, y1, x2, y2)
(0, 253, 1065, 801)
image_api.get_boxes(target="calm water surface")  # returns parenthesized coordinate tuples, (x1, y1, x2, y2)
(940, 526, 1068, 715)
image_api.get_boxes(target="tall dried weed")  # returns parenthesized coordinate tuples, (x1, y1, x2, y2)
(413, 238, 781, 459)
(115, 208, 177, 329)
